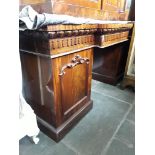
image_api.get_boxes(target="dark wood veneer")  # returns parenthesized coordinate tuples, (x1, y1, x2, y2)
(92, 41, 129, 85)
(20, 23, 133, 142)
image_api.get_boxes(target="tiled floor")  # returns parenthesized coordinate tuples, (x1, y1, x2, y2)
(19, 80, 135, 155)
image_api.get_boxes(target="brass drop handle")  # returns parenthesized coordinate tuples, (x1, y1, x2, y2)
(59, 55, 89, 76)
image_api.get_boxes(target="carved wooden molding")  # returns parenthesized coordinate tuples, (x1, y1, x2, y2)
(45, 23, 133, 32)
(59, 55, 89, 76)
(20, 23, 134, 56)
(50, 35, 94, 50)
(96, 31, 129, 46)
(48, 27, 130, 39)
(47, 28, 131, 39)
(21, 23, 133, 40)
(50, 31, 129, 52)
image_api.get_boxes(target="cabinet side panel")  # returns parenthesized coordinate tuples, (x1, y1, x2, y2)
(20, 52, 56, 127)
(20, 52, 41, 107)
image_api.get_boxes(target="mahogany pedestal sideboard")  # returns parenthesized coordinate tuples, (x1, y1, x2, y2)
(19, 23, 133, 142)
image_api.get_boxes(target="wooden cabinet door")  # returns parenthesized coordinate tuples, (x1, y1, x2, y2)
(52, 49, 93, 124)
(102, 0, 119, 11)
(55, 0, 101, 9)
(102, 0, 126, 12)
(119, 0, 127, 12)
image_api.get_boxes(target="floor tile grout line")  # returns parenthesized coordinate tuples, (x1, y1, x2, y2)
(114, 136, 134, 148)
(92, 88, 131, 105)
(126, 118, 135, 125)
(61, 141, 79, 155)
(100, 104, 133, 155)
(92, 89, 131, 105)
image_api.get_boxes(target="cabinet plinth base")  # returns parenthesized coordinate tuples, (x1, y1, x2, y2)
(92, 72, 124, 85)
(37, 100, 93, 142)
